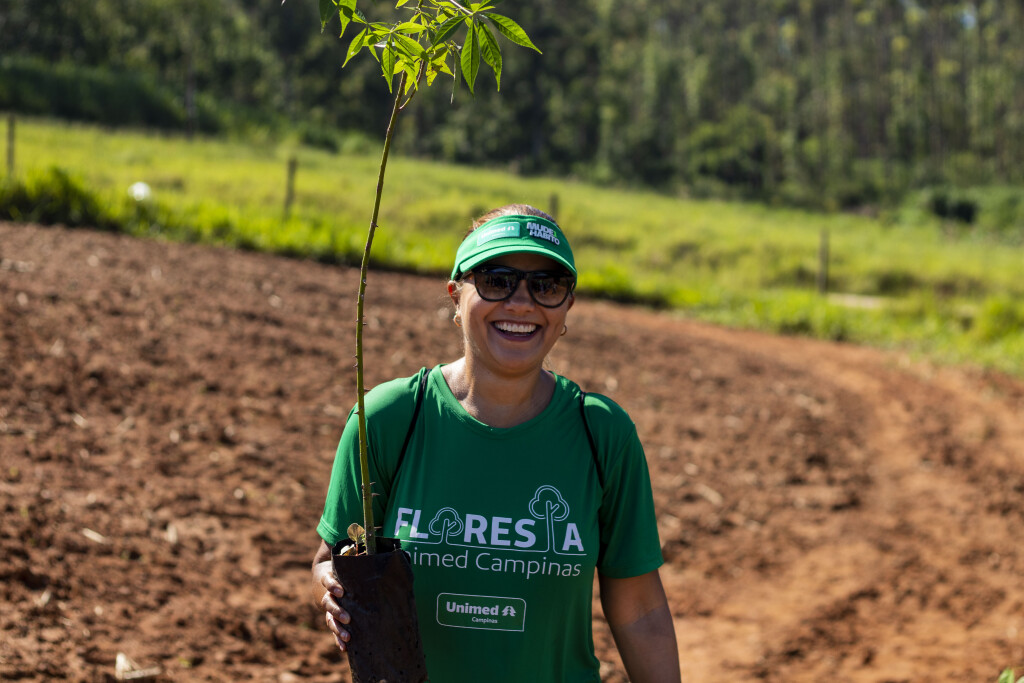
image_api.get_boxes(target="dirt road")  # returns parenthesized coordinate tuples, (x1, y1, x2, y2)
(2, 222, 1022, 681)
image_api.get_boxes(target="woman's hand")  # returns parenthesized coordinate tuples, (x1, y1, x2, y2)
(312, 539, 352, 652)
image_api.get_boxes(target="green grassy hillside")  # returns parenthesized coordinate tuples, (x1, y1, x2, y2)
(4, 117, 1023, 373)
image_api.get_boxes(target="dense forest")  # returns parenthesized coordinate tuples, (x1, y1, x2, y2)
(2, 0, 1023, 209)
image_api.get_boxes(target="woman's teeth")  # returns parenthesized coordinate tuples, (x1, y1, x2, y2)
(494, 321, 537, 334)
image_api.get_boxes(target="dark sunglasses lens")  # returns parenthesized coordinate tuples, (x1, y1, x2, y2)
(527, 273, 573, 306)
(475, 269, 520, 301)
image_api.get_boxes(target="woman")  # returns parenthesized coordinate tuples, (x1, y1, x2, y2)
(311, 204, 680, 682)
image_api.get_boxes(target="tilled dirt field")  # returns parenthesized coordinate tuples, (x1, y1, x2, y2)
(2, 221, 1023, 682)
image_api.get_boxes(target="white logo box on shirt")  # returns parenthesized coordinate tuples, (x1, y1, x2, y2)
(436, 593, 527, 631)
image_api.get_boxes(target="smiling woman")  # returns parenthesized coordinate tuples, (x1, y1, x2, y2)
(311, 204, 681, 683)
(446, 242, 574, 413)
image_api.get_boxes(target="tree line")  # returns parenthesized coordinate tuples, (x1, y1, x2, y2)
(3, 0, 1023, 209)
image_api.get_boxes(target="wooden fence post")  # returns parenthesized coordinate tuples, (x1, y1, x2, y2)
(185, 52, 196, 140)
(549, 193, 559, 222)
(283, 156, 298, 220)
(817, 228, 829, 294)
(6, 115, 13, 177)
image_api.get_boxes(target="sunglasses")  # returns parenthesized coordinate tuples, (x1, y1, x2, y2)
(469, 266, 576, 308)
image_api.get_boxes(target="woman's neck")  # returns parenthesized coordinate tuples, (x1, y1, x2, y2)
(442, 357, 555, 428)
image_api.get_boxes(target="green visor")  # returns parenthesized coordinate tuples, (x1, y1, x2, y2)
(451, 215, 576, 280)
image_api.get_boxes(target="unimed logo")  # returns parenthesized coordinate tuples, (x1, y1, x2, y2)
(437, 593, 526, 631)
(476, 222, 520, 244)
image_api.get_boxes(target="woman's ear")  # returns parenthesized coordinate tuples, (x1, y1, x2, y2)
(447, 280, 460, 308)
(567, 292, 575, 311)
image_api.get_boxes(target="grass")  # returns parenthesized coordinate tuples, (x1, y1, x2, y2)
(3, 116, 1024, 374)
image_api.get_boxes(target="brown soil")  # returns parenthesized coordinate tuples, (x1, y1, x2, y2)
(2, 222, 1023, 682)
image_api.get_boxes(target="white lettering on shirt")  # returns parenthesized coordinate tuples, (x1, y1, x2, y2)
(490, 517, 512, 546)
(409, 509, 429, 539)
(562, 523, 584, 553)
(394, 507, 430, 539)
(465, 514, 488, 544)
(514, 519, 536, 548)
(394, 507, 415, 537)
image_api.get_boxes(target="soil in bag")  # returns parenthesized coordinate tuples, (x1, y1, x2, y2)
(332, 537, 428, 683)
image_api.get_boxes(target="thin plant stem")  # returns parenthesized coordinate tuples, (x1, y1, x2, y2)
(355, 72, 408, 555)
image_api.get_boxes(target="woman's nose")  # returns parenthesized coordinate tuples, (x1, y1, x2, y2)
(506, 279, 534, 306)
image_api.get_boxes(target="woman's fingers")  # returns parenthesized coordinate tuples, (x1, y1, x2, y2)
(313, 558, 352, 651)
(320, 590, 351, 623)
(324, 576, 345, 600)
(315, 560, 344, 595)
(326, 612, 351, 652)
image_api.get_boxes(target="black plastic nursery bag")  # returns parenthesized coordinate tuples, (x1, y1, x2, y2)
(332, 537, 428, 683)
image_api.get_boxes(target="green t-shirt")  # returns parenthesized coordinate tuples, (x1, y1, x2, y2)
(317, 366, 663, 683)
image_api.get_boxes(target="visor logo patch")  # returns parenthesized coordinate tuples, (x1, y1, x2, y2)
(526, 221, 560, 245)
(476, 222, 521, 244)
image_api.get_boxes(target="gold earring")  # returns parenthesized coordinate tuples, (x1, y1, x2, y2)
(453, 312, 463, 327)
(560, 324, 568, 336)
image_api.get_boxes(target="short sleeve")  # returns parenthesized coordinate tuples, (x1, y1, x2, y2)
(316, 369, 429, 546)
(588, 395, 664, 578)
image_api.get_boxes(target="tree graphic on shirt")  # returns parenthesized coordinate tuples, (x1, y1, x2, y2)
(428, 507, 464, 544)
(528, 486, 570, 554)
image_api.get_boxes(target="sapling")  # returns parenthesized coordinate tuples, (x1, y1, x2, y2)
(301, 0, 541, 553)
(997, 669, 1024, 683)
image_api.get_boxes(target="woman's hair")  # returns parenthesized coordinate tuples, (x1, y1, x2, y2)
(468, 204, 556, 234)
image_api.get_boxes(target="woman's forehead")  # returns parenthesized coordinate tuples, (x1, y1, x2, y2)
(480, 252, 561, 271)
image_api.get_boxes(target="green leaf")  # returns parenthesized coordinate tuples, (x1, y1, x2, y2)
(435, 7, 457, 21)
(396, 0, 412, 6)
(460, 18, 480, 93)
(319, 0, 335, 32)
(484, 13, 540, 52)
(342, 27, 368, 67)
(451, 54, 462, 101)
(395, 21, 426, 34)
(426, 63, 440, 86)
(426, 46, 453, 86)
(431, 14, 464, 47)
(381, 39, 397, 92)
(393, 32, 425, 60)
(402, 62, 419, 95)
(476, 22, 502, 89)
(431, 46, 451, 68)
(337, 0, 357, 35)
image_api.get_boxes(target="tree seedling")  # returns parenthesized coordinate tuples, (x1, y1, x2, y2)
(997, 669, 1024, 683)
(296, 0, 540, 554)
